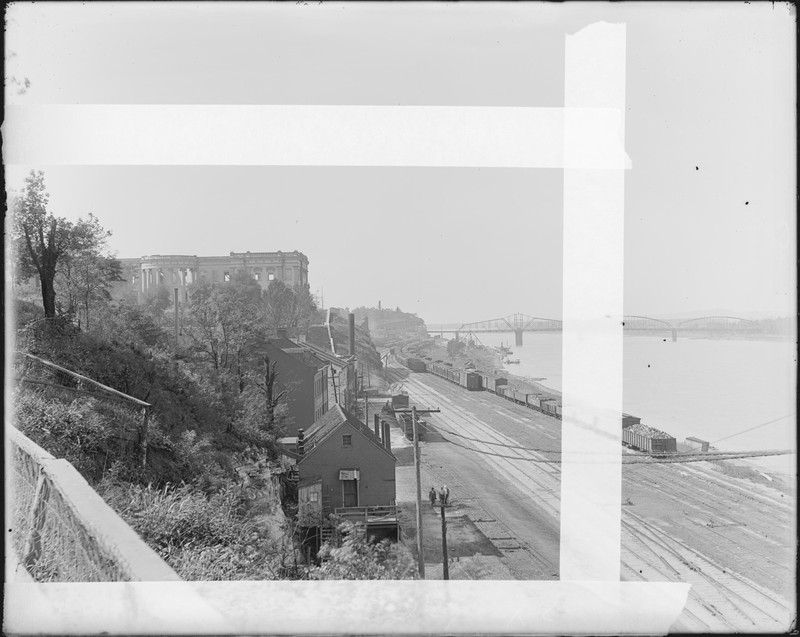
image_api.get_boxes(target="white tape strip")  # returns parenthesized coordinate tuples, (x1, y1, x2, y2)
(2, 105, 629, 169)
(560, 22, 627, 581)
(4, 581, 689, 635)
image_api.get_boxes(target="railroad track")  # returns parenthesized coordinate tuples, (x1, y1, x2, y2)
(399, 372, 562, 518)
(622, 510, 793, 631)
(623, 464, 794, 596)
(386, 365, 794, 630)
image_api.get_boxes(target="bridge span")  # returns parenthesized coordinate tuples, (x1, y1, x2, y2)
(427, 314, 758, 344)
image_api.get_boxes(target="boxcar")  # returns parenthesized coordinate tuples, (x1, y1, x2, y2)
(463, 371, 482, 391)
(391, 392, 409, 409)
(527, 394, 542, 409)
(540, 398, 557, 415)
(407, 358, 427, 373)
(399, 413, 426, 441)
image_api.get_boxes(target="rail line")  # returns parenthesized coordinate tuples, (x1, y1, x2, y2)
(623, 510, 792, 630)
(623, 465, 794, 594)
(400, 373, 562, 518)
(386, 365, 793, 631)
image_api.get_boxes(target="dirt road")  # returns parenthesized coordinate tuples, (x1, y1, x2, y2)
(386, 362, 795, 632)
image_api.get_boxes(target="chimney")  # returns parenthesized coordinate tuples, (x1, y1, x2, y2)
(277, 328, 288, 339)
(349, 313, 356, 357)
(382, 421, 392, 453)
(297, 429, 305, 456)
(373, 413, 381, 438)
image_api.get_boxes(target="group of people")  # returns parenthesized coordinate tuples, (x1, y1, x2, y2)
(429, 485, 450, 507)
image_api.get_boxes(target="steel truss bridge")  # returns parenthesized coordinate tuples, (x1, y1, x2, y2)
(427, 314, 758, 345)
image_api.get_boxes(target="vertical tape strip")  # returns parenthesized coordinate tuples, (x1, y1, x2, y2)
(561, 22, 627, 581)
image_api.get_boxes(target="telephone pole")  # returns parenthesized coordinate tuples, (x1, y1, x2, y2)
(440, 500, 450, 580)
(394, 405, 440, 579)
(173, 287, 180, 349)
(362, 374, 368, 426)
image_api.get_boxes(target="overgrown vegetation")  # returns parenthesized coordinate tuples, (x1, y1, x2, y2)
(308, 519, 417, 580)
(98, 482, 294, 580)
(9, 169, 410, 581)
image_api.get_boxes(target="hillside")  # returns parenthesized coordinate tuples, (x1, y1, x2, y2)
(12, 300, 296, 580)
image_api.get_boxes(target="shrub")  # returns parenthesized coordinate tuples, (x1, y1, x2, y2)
(99, 482, 287, 580)
(309, 519, 418, 580)
(12, 390, 139, 482)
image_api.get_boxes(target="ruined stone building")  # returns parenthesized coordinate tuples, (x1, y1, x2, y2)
(118, 251, 309, 300)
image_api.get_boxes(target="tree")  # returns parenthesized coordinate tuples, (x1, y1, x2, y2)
(12, 171, 115, 319)
(308, 520, 418, 580)
(447, 339, 466, 358)
(251, 354, 286, 428)
(184, 272, 265, 389)
(56, 217, 123, 330)
(263, 280, 318, 337)
(263, 279, 296, 333)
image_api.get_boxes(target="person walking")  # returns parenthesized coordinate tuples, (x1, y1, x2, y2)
(429, 487, 437, 508)
(443, 485, 450, 506)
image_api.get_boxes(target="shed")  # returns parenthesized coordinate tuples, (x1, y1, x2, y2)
(685, 437, 710, 453)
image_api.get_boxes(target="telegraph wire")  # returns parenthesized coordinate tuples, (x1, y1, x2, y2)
(710, 413, 796, 445)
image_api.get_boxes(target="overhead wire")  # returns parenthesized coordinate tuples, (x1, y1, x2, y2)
(709, 413, 796, 445)
(387, 363, 795, 465)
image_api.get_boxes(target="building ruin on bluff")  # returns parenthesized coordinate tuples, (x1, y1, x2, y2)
(119, 251, 309, 299)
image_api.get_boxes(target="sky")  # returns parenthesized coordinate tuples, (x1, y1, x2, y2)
(4, 2, 796, 324)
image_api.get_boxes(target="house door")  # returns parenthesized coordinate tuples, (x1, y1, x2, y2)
(342, 479, 358, 507)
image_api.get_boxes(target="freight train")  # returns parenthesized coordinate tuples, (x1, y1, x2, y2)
(395, 352, 677, 453)
(395, 352, 563, 419)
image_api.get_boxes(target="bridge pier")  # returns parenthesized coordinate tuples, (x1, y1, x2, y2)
(671, 329, 677, 342)
(514, 329, 523, 346)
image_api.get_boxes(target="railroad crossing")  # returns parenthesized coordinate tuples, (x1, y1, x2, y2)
(427, 314, 759, 344)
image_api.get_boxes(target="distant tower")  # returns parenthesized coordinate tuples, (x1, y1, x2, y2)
(378, 300, 382, 310)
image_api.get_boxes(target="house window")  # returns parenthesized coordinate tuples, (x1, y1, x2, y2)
(342, 435, 352, 448)
(309, 492, 319, 503)
(224, 272, 230, 282)
(268, 272, 275, 281)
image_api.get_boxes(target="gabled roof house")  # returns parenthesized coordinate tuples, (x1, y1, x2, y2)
(298, 405, 396, 513)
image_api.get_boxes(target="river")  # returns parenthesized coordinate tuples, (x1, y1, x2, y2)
(468, 331, 797, 475)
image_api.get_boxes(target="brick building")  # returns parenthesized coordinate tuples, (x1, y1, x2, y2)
(262, 338, 328, 437)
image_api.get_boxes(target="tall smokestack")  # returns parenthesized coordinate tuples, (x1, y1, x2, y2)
(349, 313, 356, 357)
(374, 413, 381, 438)
(382, 421, 392, 453)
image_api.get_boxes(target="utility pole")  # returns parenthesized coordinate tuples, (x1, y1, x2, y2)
(394, 406, 441, 580)
(173, 287, 179, 349)
(412, 405, 424, 579)
(363, 374, 368, 426)
(440, 500, 449, 580)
